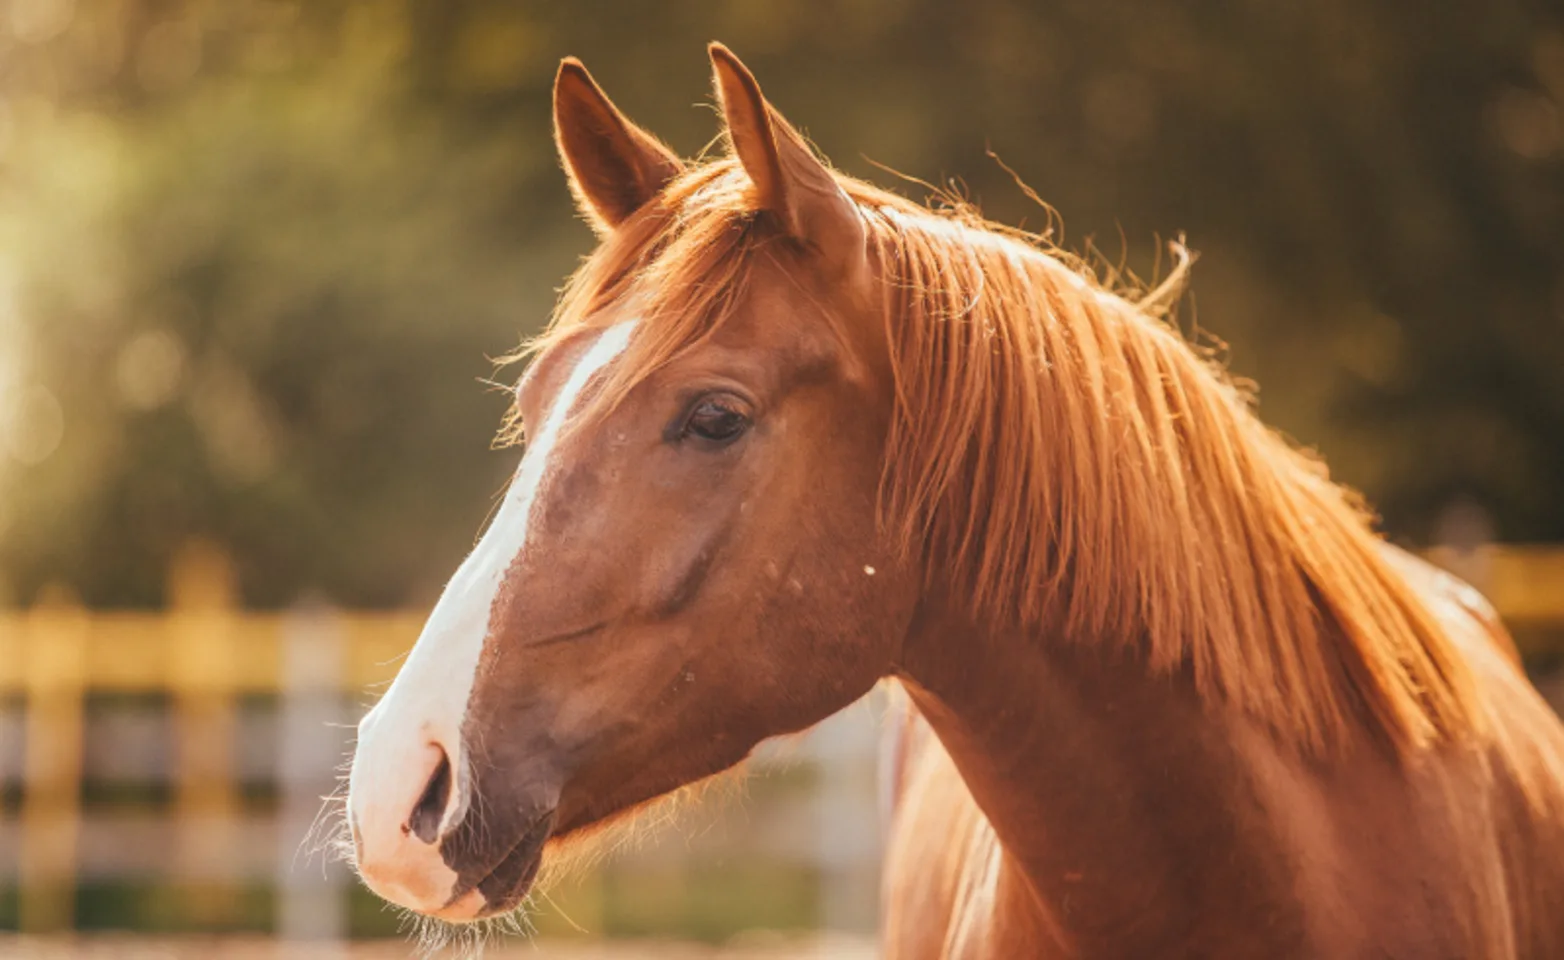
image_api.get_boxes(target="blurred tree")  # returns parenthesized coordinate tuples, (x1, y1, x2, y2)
(0, 0, 1559, 607)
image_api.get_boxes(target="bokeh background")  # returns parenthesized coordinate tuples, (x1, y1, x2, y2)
(1, 0, 1562, 957)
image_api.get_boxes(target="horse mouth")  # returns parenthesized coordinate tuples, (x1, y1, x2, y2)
(449, 810, 556, 918)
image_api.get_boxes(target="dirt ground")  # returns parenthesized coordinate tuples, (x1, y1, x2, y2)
(0, 936, 876, 959)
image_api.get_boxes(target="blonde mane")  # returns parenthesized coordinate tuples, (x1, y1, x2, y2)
(516, 157, 1479, 757)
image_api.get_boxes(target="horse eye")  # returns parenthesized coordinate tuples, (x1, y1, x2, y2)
(683, 398, 750, 445)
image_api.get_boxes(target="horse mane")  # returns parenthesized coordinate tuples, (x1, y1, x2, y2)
(513, 157, 1479, 758)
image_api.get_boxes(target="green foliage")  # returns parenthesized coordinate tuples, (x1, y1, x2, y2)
(0, 0, 1560, 606)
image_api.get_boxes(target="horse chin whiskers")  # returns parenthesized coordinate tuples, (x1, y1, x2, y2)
(401, 902, 536, 960)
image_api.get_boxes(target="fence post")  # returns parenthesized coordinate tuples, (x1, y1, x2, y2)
(276, 597, 351, 948)
(810, 696, 884, 935)
(19, 584, 88, 933)
(168, 539, 241, 926)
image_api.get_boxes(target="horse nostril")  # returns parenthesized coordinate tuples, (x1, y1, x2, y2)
(407, 746, 453, 845)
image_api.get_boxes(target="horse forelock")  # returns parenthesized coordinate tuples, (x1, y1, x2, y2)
(504, 153, 1481, 759)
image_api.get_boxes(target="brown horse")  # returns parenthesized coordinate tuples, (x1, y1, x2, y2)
(345, 45, 1564, 957)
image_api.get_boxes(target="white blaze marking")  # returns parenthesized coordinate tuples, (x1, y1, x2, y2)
(352, 321, 636, 838)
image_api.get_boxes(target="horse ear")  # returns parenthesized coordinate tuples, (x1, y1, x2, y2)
(708, 43, 864, 262)
(554, 58, 684, 234)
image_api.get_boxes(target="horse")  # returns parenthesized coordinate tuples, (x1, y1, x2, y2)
(344, 44, 1564, 957)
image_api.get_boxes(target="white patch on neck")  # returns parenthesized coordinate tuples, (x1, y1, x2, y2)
(355, 321, 637, 836)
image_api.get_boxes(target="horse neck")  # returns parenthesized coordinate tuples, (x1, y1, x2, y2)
(895, 600, 1316, 951)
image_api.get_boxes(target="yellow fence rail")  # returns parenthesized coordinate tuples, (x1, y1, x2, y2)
(1, 541, 1562, 933)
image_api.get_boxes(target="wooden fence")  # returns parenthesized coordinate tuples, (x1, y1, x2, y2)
(0, 541, 426, 934)
(1, 541, 1562, 936)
